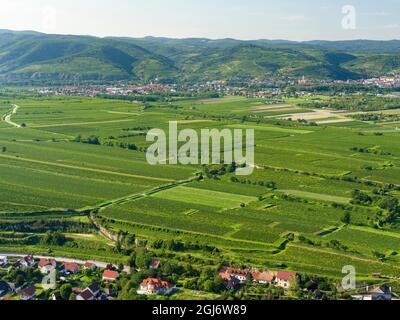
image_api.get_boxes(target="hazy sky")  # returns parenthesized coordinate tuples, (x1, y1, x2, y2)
(0, 0, 399, 40)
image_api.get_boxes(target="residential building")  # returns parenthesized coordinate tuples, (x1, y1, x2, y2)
(252, 271, 275, 284)
(102, 270, 119, 281)
(0, 256, 7, 267)
(84, 262, 97, 270)
(0, 280, 12, 299)
(52, 292, 63, 301)
(15, 256, 35, 269)
(218, 268, 249, 284)
(77, 289, 95, 301)
(137, 278, 173, 295)
(38, 258, 57, 275)
(61, 262, 80, 275)
(19, 286, 36, 300)
(275, 271, 297, 289)
(87, 283, 100, 297)
(150, 259, 161, 269)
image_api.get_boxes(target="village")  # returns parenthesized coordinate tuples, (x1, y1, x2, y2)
(1, 253, 395, 301)
(0, 253, 302, 300)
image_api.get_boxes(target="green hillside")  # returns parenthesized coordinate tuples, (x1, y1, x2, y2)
(0, 30, 399, 83)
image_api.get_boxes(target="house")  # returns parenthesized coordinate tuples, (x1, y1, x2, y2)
(369, 286, 392, 301)
(0, 280, 12, 299)
(218, 268, 249, 284)
(275, 271, 297, 289)
(226, 277, 241, 291)
(38, 258, 56, 275)
(0, 255, 7, 267)
(15, 256, 35, 269)
(252, 271, 275, 284)
(52, 292, 63, 301)
(103, 288, 118, 298)
(137, 278, 173, 295)
(77, 289, 95, 301)
(87, 283, 100, 297)
(102, 270, 119, 281)
(150, 259, 161, 269)
(19, 286, 36, 300)
(84, 262, 97, 270)
(61, 262, 80, 275)
(352, 286, 393, 301)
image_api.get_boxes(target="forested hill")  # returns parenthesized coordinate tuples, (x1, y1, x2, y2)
(0, 29, 399, 83)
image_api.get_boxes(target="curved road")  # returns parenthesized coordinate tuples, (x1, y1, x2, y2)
(2, 104, 21, 128)
(0, 251, 130, 272)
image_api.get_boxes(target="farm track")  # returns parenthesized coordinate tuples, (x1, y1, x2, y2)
(91, 179, 194, 213)
(30, 118, 137, 128)
(1, 104, 20, 128)
(289, 243, 400, 271)
(0, 153, 173, 182)
(100, 216, 277, 249)
(259, 144, 387, 166)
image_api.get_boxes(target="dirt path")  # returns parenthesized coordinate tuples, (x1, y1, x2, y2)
(30, 118, 136, 128)
(0, 153, 173, 182)
(1, 104, 21, 128)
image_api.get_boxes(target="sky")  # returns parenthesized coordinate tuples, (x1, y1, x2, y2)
(0, 0, 399, 41)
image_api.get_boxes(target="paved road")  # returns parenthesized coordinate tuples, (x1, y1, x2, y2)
(0, 251, 130, 272)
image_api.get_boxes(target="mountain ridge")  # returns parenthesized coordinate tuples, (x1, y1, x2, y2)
(0, 30, 399, 83)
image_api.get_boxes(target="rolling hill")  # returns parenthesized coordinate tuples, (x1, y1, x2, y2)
(0, 29, 399, 83)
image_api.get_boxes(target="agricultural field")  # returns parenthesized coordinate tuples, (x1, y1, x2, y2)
(0, 92, 400, 283)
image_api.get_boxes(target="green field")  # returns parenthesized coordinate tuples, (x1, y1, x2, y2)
(1, 94, 400, 281)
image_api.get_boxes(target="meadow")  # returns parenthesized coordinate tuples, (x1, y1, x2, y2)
(1, 93, 400, 280)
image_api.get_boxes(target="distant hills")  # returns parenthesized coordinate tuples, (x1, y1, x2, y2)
(0, 29, 399, 83)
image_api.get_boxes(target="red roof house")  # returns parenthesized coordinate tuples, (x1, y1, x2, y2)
(61, 262, 80, 274)
(102, 270, 119, 281)
(276, 271, 297, 288)
(252, 271, 275, 284)
(137, 278, 173, 295)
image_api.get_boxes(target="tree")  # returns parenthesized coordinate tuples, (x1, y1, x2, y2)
(135, 248, 152, 270)
(69, 293, 76, 301)
(60, 284, 73, 300)
(41, 231, 67, 246)
(15, 274, 25, 287)
(341, 211, 351, 225)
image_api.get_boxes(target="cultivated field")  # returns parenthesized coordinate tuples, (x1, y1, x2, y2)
(1, 94, 400, 280)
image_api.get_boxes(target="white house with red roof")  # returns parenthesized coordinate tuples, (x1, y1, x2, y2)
(38, 258, 56, 275)
(218, 268, 250, 284)
(275, 271, 297, 288)
(137, 278, 173, 295)
(15, 256, 35, 269)
(251, 270, 275, 284)
(84, 262, 97, 270)
(61, 262, 80, 275)
(102, 270, 119, 281)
